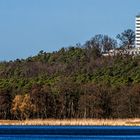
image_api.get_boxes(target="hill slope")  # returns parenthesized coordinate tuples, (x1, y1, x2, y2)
(0, 44, 140, 120)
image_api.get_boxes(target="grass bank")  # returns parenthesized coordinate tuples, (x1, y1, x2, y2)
(0, 119, 140, 126)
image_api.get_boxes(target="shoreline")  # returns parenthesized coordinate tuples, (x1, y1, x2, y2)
(0, 119, 140, 126)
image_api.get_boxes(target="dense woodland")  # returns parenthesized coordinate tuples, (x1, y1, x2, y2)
(0, 30, 140, 120)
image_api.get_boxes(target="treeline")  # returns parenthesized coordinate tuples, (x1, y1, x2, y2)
(1, 82, 140, 120)
(0, 29, 140, 120)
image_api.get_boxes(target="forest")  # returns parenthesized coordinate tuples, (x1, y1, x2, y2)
(0, 29, 140, 120)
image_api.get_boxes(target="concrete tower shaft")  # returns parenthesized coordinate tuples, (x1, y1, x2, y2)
(136, 15, 140, 48)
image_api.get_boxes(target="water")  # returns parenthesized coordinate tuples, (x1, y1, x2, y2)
(0, 126, 140, 140)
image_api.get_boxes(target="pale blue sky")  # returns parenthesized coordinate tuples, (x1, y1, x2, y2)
(0, 0, 140, 60)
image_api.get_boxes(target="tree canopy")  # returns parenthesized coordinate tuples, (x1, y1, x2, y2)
(0, 31, 140, 120)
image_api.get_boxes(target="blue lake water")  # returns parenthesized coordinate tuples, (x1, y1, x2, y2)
(0, 126, 140, 139)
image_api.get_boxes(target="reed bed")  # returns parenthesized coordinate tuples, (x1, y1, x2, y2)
(0, 119, 140, 126)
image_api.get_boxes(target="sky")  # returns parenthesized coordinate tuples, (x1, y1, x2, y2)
(0, 0, 140, 60)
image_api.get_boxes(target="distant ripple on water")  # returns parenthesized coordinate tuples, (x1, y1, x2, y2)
(0, 126, 140, 139)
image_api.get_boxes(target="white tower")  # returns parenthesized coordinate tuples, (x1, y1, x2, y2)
(136, 15, 140, 48)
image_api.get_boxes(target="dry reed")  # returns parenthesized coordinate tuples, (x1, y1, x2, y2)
(0, 119, 140, 126)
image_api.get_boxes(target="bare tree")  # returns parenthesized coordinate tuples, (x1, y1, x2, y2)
(117, 29, 135, 49)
